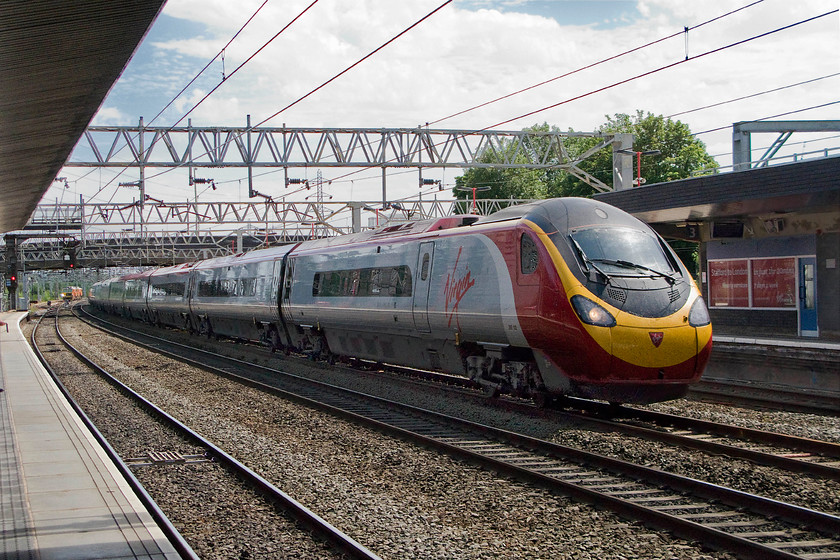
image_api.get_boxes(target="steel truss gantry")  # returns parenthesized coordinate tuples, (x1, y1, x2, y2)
(69, 122, 633, 193)
(732, 120, 840, 171)
(4, 198, 532, 270)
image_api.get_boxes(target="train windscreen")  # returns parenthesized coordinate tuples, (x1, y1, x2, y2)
(569, 227, 675, 276)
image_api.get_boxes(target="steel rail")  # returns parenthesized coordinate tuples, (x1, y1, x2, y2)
(326, 355, 840, 480)
(49, 306, 382, 560)
(558, 398, 840, 481)
(689, 380, 840, 416)
(577, 397, 840, 455)
(75, 306, 840, 560)
(29, 309, 202, 560)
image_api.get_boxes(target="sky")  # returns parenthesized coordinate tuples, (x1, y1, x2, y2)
(52, 0, 839, 210)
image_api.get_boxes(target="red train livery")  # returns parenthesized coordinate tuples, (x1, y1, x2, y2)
(91, 198, 712, 404)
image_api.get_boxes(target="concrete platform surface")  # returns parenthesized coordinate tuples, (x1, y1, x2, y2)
(0, 311, 182, 560)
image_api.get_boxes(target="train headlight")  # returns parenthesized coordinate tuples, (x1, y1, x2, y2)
(571, 295, 616, 327)
(688, 297, 711, 327)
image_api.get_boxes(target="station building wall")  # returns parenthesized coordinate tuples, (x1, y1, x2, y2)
(816, 232, 839, 338)
(702, 233, 838, 339)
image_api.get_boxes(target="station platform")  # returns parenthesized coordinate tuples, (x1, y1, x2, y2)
(707, 331, 840, 397)
(0, 311, 182, 560)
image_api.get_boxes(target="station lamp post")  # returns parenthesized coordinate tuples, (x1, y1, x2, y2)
(617, 149, 661, 186)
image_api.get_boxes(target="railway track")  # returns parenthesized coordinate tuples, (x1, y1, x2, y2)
(364, 363, 840, 482)
(557, 398, 840, 481)
(32, 306, 380, 560)
(76, 305, 840, 485)
(332, 346, 840, 482)
(311, 348, 840, 483)
(75, 306, 840, 560)
(688, 379, 840, 416)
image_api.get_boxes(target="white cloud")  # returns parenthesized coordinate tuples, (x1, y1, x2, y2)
(69, 0, 839, 204)
(90, 106, 132, 126)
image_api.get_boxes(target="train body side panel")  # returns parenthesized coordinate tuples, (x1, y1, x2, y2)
(189, 258, 281, 338)
(284, 229, 526, 372)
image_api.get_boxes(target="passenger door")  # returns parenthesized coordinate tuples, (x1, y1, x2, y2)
(798, 256, 818, 337)
(281, 256, 296, 324)
(413, 242, 434, 333)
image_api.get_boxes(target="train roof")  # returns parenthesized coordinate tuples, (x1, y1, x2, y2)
(93, 199, 648, 285)
(148, 261, 198, 278)
(475, 197, 650, 233)
(120, 269, 155, 281)
(190, 244, 295, 271)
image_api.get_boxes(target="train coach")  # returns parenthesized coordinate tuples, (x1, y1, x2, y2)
(91, 197, 712, 405)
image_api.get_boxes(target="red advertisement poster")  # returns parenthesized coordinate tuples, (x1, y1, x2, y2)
(751, 257, 796, 308)
(708, 260, 749, 307)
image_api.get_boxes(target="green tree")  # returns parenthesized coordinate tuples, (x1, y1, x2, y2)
(453, 124, 551, 201)
(558, 111, 717, 193)
(455, 112, 718, 199)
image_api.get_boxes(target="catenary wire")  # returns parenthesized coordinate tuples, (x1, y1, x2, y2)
(480, 10, 837, 132)
(427, 0, 765, 126)
(84, 0, 317, 204)
(171, 0, 320, 128)
(147, 0, 270, 127)
(666, 73, 840, 119)
(138, 0, 453, 189)
(692, 100, 840, 136)
(323, 10, 837, 189)
(251, 0, 453, 128)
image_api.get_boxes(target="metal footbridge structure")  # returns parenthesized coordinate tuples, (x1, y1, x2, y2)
(4, 198, 531, 271)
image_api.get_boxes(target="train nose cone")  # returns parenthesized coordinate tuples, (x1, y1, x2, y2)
(611, 321, 697, 371)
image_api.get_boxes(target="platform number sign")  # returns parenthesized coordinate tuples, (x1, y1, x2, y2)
(684, 224, 700, 240)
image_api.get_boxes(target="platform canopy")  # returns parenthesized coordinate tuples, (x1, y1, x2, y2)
(0, 0, 166, 234)
(595, 156, 840, 241)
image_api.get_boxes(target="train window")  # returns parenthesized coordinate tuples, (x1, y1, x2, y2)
(313, 265, 413, 297)
(421, 254, 430, 281)
(239, 278, 257, 297)
(124, 280, 145, 299)
(520, 233, 539, 274)
(150, 282, 185, 297)
(196, 277, 257, 298)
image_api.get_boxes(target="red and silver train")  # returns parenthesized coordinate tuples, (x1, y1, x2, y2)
(90, 198, 712, 404)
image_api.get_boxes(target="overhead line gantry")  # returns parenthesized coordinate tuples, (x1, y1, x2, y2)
(68, 121, 639, 197)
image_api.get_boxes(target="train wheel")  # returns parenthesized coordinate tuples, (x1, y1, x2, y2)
(481, 384, 500, 399)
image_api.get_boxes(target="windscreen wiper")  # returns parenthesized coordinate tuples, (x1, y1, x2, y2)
(590, 258, 676, 285)
(569, 237, 614, 285)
